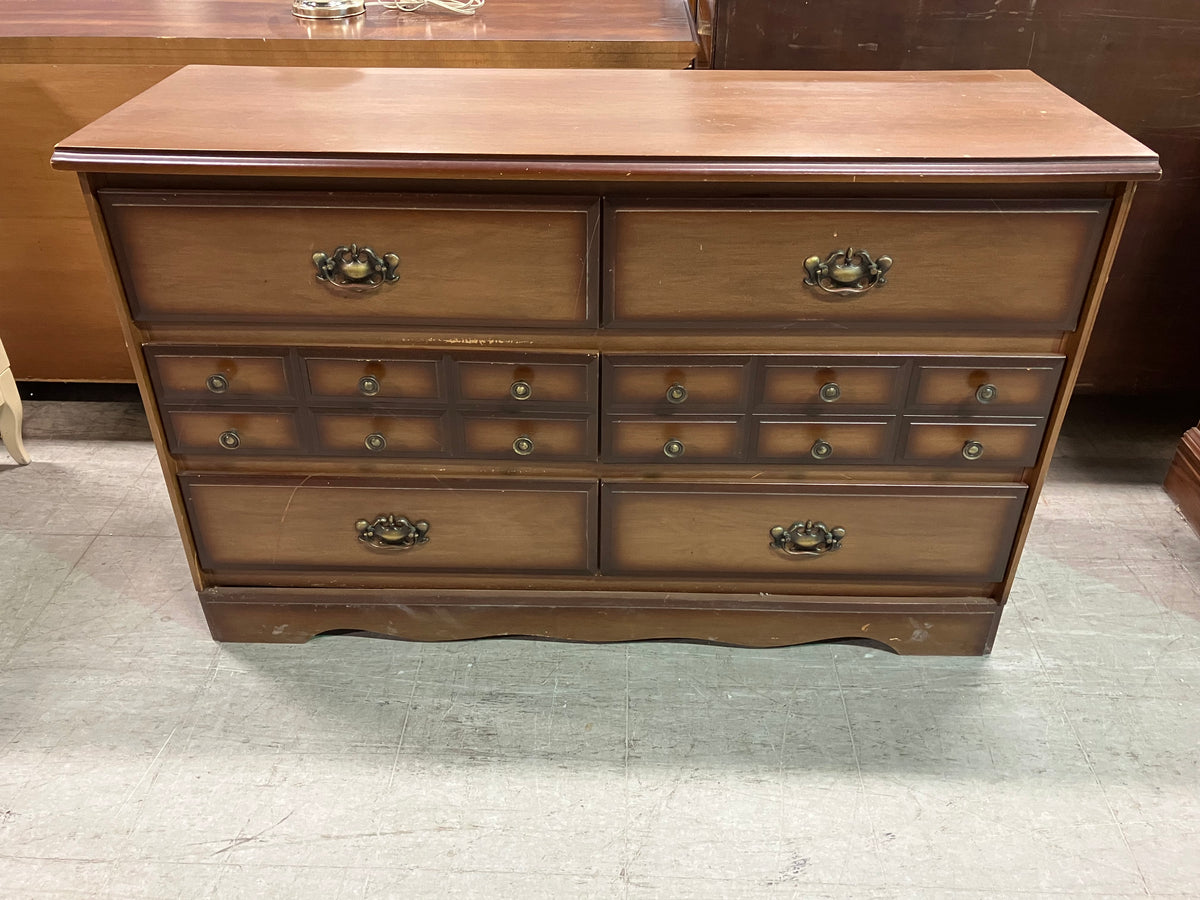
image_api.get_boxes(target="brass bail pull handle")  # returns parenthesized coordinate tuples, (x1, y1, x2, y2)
(803, 247, 892, 296)
(769, 520, 846, 557)
(313, 244, 400, 291)
(355, 515, 430, 550)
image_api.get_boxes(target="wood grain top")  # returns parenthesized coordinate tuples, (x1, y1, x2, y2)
(53, 67, 1160, 181)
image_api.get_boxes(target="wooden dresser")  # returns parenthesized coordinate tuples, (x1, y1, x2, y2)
(53, 66, 1157, 655)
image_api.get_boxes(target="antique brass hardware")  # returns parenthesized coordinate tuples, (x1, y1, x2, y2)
(312, 244, 399, 290)
(205, 373, 229, 394)
(365, 432, 387, 452)
(513, 436, 535, 456)
(663, 439, 685, 459)
(510, 380, 532, 401)
(803, 247, 892, 295)
(355, 514, 429, 551)
(975, 383, 998, 404)
(358, 375, 381, 397)
(666, 383, 689, 404)
(810, 439, 833, 460)
(218, 430, 240, 450)
(769, 521, 846, 557)
(962, 440, 984, 460)
(819, 382, 841, 403)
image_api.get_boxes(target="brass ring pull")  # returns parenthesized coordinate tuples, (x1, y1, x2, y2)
(513, 436, 535, 456)
(803, 247, 892, 295)
(206, 374, 229, 394)
(962, 440, 984, 460)
(358, 375, 381, 397)
(312, 244, 400, 291)
(975, 383, 998, 404)
(810, 439, 833, 460)
(663, 439, 685, 459)
(666, 383, 688, 405)
(218, 430, 240, 450)
(365, 432, 387, 452)
(770, 521, 846, 557)
(819, 382, 841, 403)
(355, 514, 429, 551)
(510, 381, 532, 401)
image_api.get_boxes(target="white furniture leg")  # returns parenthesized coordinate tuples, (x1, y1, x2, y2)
(0, 343, 31, 465)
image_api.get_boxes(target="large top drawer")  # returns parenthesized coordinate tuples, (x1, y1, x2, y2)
(101, 191, 599, 327)
(605, 200, 1109, 331)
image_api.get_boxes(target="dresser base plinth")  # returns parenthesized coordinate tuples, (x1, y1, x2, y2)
(199, 587, 1001, 656)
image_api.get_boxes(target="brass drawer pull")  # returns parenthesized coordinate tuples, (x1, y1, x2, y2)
(218, 430, 240, 450)
(770, 520, 846, 557)
(663, 439, 685, 459)
(962, 440, 985, 460)
(206, 373, 229, 394)
(513, 435, 535, 456)
(358, 375, 381, 396)
(312, 244, 400, 290)
(355, 514, 429, 551)
(364, 432, 387, 452)
(810, 439, 833, 460)
(819, 382, 841, 403)
(975, 383, 998, 404)
(666, 383, 688, 404)
(510, 380, 532, 401)
(803, 247, 892, 295)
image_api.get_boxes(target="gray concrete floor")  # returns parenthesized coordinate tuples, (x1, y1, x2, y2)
(1, 398, 1198, 899)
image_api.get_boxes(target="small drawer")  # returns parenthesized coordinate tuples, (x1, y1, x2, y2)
(164, 410, 302, 455)
(305, 356, 444, 403)
(759, 358, 906, 409)
(605, 417, 744, 462)
(182, 475, 597, 575)
(604, 357, 748, 410)
(601, 481, 1027, 581)
(908, 356, 1064, 415)
(312, 412, 448, 457)
(460, 415, 594, 460)
(754, 418, 897, 463)
(456, 357, 595, 406)
(900, 417, 1047, 467)
(146, 349, 292, 403)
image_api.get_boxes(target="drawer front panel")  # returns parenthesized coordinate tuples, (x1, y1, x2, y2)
(605, 418, 743, 462)
(102, 192, 598, 326)
(147, 350, 292, 403)
(182, 476, 596, 574)
(460, 415, 594, 460)
(165, 410, 302, 455)
(759, 360, 906, 409)
(607, 201, 1108, 330)
(900, 418, 1047, 467)
(305, 356, 444, 403)
(754, 419, 897, 463)
(456, 358, 595, 406)
(604, 358, 748, 410)
(908, 357, 1065, 415)
(313, 412, 448, 457)
(602, 482, 1027, 580)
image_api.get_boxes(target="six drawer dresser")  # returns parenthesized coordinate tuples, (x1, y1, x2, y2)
(53, 66, 1158, 654)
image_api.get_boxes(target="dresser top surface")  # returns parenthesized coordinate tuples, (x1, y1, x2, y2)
(53, 67, 1159, 181)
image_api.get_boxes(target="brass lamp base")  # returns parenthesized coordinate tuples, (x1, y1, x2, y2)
(292, 0, 366, 18)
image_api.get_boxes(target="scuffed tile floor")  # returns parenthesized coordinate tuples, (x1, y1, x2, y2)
(1, 398, 1198, 899)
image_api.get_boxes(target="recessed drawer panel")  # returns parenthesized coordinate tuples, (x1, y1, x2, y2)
(601, 482, 1027, 581)
(460, 415, 594, 460)
(146, 349, 292, 403)
(604, 357, 748, 410)
(607, 200, 1109, 330)
(605, 417, 743, 462)
(759, 359, 906, 409)
(456, 357, 595, 406)
(102, 191, 598, 326)
(182, 476, 596, 575)
(754, 418, 896, 463)
(164, 410, 302, 455)
(305, 356, 444, 403)
(900, 418, 1047, 467)
(312, 412, 448, 457)
(908, 357, 1065, 415)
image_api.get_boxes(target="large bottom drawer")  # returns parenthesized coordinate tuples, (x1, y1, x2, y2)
(601, 482, 1026, 581)
(181, 475, 596, 575)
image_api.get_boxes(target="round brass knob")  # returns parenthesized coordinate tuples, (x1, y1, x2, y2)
(365, 432, 387, 452)
(962, 440, 984, 460)
(205, 374, 229, 394)
(218, 430, 240, 450)
(510, 380, 532, 401)
(663, 439, 685, 459)
(358, 375, 381, 397)
(810, 439, 833, 460)
(819, 382, 842, 403)
(666, 383, 689, 404)
(975, 383, 998, 404)
(513, 436, 535, 456)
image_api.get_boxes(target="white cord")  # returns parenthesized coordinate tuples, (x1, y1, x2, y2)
(374, 0, 484, 14)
